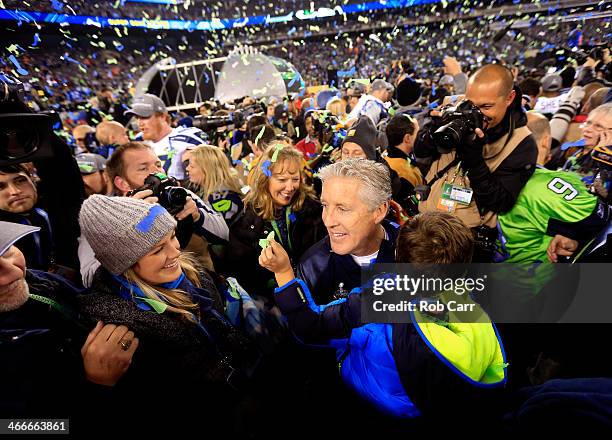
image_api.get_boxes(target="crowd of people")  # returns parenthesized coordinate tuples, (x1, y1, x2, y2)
(2, 0, 609, 111)
(2, 0, 612, 436)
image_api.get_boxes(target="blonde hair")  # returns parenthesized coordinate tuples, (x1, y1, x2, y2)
(244, 142, 315, 220)
(326, 97, 347, 119)
(188, 144, 242, 199)
(123, 253, 203, 323)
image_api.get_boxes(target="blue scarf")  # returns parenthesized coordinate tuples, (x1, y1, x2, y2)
(112, 272, 191, 313)
(112, 271, 225, 348)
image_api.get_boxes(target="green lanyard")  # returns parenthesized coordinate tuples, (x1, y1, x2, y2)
(270, 207, 294, 253)
(29, 294, 88, 331)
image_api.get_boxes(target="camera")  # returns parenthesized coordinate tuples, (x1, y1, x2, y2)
(192, 105, 261, 132)
(127, 173, 188, 216)
(0, 74, 55, 166)
(431, 100, 486, 154)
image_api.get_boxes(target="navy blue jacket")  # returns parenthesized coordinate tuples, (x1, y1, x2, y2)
(296, 220, 399, 304)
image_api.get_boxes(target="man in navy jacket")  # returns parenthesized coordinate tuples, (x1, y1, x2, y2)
(297, 159, 399, 304)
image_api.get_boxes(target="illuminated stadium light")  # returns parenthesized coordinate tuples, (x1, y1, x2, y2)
(0, 0, 443, 32)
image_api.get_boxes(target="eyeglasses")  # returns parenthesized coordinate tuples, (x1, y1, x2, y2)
(582, 120, 612, 132)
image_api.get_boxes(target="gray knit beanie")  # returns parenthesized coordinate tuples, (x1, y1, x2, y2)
(79, 195, 177, 275)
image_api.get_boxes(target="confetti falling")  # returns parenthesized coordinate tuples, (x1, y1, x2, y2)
(0, 0, 608, 117)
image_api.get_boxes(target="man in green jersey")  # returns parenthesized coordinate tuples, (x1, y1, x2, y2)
(495, 114, 611, 386)
(498, 112, 610, 264)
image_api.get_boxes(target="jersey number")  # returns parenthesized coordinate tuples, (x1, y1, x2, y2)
(547, 177, 578, 201)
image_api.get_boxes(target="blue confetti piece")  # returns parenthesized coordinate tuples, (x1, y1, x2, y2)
(8, 55, 28, 76)
(288, 212, 297, 223)
(261, 160, 272, 177)
(32, 33, 40, 47)
(288, 73, 298, 88)
(51, 0, 64, 11)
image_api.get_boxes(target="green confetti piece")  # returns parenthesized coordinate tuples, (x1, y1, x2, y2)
(78, 164, 94, 173)
(259, 231, 275, 249)
(270, 144, 284, 163)
(227, 280, 241, 300)
(254, 125, 266, 146)
(139, 297, 168, 314)
(322, 144, 334, 154)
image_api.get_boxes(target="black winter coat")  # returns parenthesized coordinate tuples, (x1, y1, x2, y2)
(77, 268, 259, 411)
(0, 270, 88, 418)
(224, 197, 327, 299)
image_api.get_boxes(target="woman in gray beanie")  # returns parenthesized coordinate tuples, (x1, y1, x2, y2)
(77, 195, 259, 427)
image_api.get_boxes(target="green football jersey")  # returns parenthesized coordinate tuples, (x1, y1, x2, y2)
(498, 167, 597, 263)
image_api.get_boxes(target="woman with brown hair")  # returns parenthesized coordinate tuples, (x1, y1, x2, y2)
(224, 142, 326, 299)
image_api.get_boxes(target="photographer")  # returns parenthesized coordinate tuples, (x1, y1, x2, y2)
(272, 103, 296, 139)
(415, 64, 538, 260)
(0, 74, 84, 278)
(72, 124, 96, 155)
(78, 142, 228, 287)
(576, 47, 612, 86)
(383, 114, 424, 204)
(230, 114, 267, 163)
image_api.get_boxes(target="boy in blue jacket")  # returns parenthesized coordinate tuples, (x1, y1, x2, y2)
(259, 211, 508, 419)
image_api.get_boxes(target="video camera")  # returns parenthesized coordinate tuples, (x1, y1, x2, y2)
(126, 172, 188, 216)
(192, 104, 262, 132)
(0, 74, 55, 166)
(430, 100, 488, 154)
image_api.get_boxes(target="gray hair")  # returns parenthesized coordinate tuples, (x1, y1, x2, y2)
(318, 159, 392, 211)
(590, 102, 612, 119)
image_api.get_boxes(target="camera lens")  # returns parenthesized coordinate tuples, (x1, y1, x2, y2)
(0, 126, 40, 160)
(164, 187, 188, 212)
(432, 123, 463, 154)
